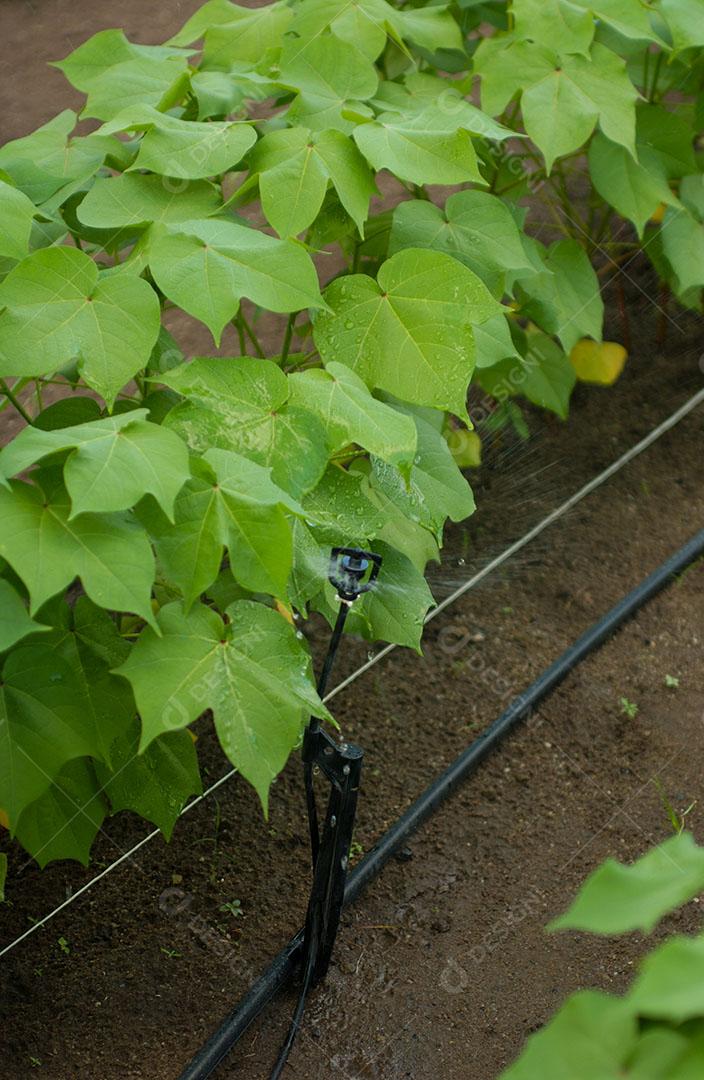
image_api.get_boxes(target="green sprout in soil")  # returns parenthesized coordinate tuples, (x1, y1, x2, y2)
(219, 899, 244, 919)
(619, 697, 639, 719)
(664, 674, 680, 689)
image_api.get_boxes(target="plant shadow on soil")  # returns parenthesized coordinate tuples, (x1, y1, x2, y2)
(1, 3, 704, 1078)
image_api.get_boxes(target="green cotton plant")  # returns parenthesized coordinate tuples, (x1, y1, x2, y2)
(0, 0, 702, 870)
(500, 831, 704, 1079)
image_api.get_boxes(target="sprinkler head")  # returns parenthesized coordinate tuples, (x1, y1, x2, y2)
(329, 547, 382, 603)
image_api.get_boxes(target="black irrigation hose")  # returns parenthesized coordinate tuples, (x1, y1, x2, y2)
(179, 527, 704, 1080)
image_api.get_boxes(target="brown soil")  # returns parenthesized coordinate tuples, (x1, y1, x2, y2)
(1, 4, 704, 1080)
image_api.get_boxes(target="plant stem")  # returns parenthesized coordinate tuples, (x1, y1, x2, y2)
(0, 379, 33, 424)
(649, 51, 664, 102)
(238, 311, 265, 358)
(280, 312, 297, 365)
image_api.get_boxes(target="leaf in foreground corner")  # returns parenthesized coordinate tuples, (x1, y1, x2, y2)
(550, 832, 704, 934)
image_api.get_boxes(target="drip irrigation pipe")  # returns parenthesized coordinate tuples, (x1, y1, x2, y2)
(1, 385, 703, 964)
(179, 526, 704, 1079)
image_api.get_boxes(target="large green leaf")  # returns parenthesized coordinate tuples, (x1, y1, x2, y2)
(302, 466, 386, 541)
(345, 541, 435, 650)
(0, 580, 49, 652)
(161, 356, 329, 497)
(550, 832, 704, 935)
(518, 239, 604, 352)
(499, 991, 637, 1079)
(52, 29, 191, 91)
(0, 410, 190, 520)
(589, 131, 679, 238)
(374, 73, 516, 141)
(141, 450, 301, 605)
(314, 248, 501, 420)
(574, 0, 663, 41)
(77, 173, 222, 229)
(148, 218, 323, 344)
(0, 644, 101, 827)
(0, 111, 111, 204)
(659, 205, 704, 294)
(53, 33, 193, 124)
(475, 39, 638, 171)
(44, 596, 136, 767)
(629, 936, 704, 1023)
(512, 0, 594, 55)
(477, 330, 576, 419)
(280, 34, 379, 132)
(370, 412, 476, 540)
(14, 758, 107, 868)
(0, 180, 37, 261)
(98, 105, 257, 180)
(116, 600, 331, 810)
(660, 0, 704, 52)
(249, 126, 376, 237)
(589, 104, 693, 236)
(199, 2, 294, 67)
(288, 362, 417, 470)
(390, 191, 535, 288)
(353, 106, 485, 185)
(0, 480, 156, 626)
(97, 723, 201, 840)
(0, 247, 160, 405)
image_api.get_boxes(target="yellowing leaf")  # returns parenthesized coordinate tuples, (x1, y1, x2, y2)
(570, 339, 627, 385)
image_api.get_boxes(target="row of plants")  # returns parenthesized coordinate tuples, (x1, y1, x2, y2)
(0, 0, 702, 872)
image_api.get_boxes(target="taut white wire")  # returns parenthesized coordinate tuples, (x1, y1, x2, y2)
(2, 384, 703, 961)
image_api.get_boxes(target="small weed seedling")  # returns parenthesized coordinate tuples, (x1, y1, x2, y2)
(619, 697, 639, 719)
(664, 674, 680, 689)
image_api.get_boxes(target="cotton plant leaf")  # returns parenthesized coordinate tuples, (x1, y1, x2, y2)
(498, 991, 637, 1079)
(167, 0, 246, 46)
(659, 0, 704, 52)
(369, 412, 476, 541)
(0, 580, 50, 652)
(344, 541, 435, 651)
(629, 936, 704, 1023)
(551, 832, 704, 935)
(575, 0, 663, 41)
(518, 239, 604, 352)
(477, 330, 576, 419)
(249, 126, 377, 237)
(96, 723, 202, 840)
(362, 474, 440, 574)
(0, 180, 38, 261)
(52, 28, 192, 91)
(473, 314, 522, 369)
(0, 247, 161, 406)
(97, 105, 257, 180)
(0, 110, 111, 204)
(279, 33, 379, 131)
(288, 362, 417, 470)
(77, 173, 222, 229)
(589, 131, 679, 237)
(474, 38, 638, 172)
(0, 409, 190, 520)
(148, 218, 324, 344)
(160, 356, 329, 497)
(314, 247, 502, 420)
(659, 205, 704, 294)
(0, 479, 157, 627)
(141, 451, 301, 606)
(0, 644, 103, 827)
(42, 596, 136, 768)
(511, 0, 595, 57)
(199, 2, 294, 67)
(374, 73, 516, 141)
(116, 599, 332, 811)
(353, 106, 485, 186)
(302, 465, 387, 541)
(13, 758, 107, 868)
(390, 191, 535, 288)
